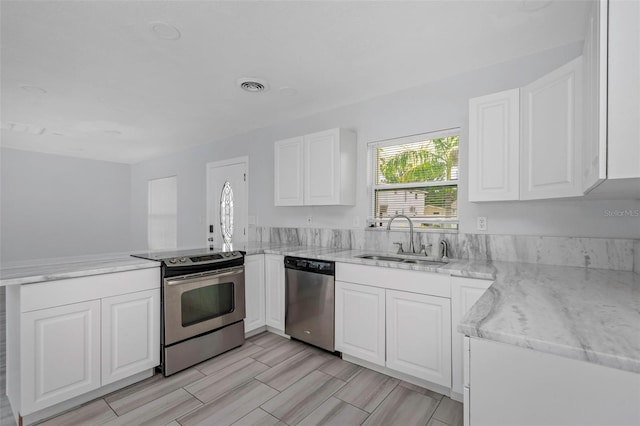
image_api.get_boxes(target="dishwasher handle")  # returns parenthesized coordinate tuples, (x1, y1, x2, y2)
(284, 256, 335, 275)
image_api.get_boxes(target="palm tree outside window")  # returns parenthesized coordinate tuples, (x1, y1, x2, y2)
(369, 129, 459, 230)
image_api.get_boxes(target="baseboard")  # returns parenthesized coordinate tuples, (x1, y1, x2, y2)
(341, 354, 452, 398)
(21, 369, 154, 425)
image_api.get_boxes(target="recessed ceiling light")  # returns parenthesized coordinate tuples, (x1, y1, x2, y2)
(279, 87, 298, 97)
(237, 77, 269, 93)
(150, 22, 181, 40)
(20, 85, 47, 94)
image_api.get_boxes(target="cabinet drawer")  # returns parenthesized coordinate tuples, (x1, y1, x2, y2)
(336, 263, 450, 298)
(22, 268, 160, 312)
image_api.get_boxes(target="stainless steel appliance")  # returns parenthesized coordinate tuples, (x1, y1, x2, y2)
(132, 249, 245, 376)
(284, 256, 335, 352)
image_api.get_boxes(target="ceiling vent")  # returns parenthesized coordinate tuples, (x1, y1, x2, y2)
(237, 78, 269, 93)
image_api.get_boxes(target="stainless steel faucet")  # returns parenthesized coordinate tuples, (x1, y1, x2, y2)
(440, 239, 449, 261)
(387, 214, 415, 253)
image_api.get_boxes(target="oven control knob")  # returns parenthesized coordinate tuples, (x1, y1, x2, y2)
(180, 257, 188, 263)
(169, 258, 177, 264)
(223, 252, 230, 257)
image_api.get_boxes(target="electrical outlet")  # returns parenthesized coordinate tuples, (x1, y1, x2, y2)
(306, 214, 313, 224)
(477, 216, 488, 231)
(353, 216, 360, 227)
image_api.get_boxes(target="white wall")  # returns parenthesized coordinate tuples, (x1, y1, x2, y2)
(124, 42, 635, 248)
(0, 148, 132, 261)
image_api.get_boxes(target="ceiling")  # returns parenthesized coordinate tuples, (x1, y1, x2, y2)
(1, 0, 591, 164)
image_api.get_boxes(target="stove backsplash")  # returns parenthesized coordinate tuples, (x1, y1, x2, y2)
(253, 226, 637, 272)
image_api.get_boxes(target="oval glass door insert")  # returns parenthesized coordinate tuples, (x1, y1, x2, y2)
(220, 181, 234, 250)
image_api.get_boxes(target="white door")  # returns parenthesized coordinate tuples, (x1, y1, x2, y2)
(520, 57, 583, 200)
(335, 280, 386, 366)
(244, 254, 266, 334)
(264, 254, 285, 332)
(468, 89, 520, 201)
(206, 158, 248, 249)
(101, 289, 160, 385)
(451, 277, 493, 398)
(21, 300, 101, 414)
(386, 289, 451, 387)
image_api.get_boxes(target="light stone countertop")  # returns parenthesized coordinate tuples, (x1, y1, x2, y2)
(248, 243, 640, 374)
(0, 252, 160, 286)
(2, 243, 638, 374)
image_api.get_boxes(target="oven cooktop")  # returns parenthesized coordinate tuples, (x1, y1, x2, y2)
(131, 248, 244, 266)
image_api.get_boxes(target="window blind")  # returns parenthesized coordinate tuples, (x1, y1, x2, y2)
(368, 129, 459, 230)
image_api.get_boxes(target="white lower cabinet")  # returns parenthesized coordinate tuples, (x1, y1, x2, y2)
(451, 276, 493, 399)
(265, 254, 285, 332)
(335, 263, 453, 390)
(335, 281, 386, 366)
(101, 289, 160, 386)
(386, 289, 451, 387)
(469, 338, 640, 426)
(244, 254, 266, 333)
(10, 267, 161, 420)
(21, 300, 102, 414)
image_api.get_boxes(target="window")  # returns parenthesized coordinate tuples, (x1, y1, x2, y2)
(148, 176, 177, 249)
(369, 129, 459, 230)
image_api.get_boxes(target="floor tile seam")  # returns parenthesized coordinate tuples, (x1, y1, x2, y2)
(165, 390, 205, 426)
(358, 379, 401, 414)
(184, 370, 267, 404)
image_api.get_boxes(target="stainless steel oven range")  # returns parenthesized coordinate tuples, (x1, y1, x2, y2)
(132, 249, 245, 376)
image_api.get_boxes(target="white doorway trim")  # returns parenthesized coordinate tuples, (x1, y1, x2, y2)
(205, 156, 249, 248)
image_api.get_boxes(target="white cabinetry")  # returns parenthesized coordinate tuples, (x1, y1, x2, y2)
(265, 254, 285, 333)
(607, 0, 640, 180)
(8, 267, 160, 420)
(468, 89, 520, 201)
(101, 289, 160, 386)
(450, 276, 493, 401)
(274, 137, 304, 206)
(520, 57, 583, 200)
(21, 300, 102, 414)
(469, 338, 640, 426)
(335, 281, 386, 366)
(335, 263, 452, 389)
(244, 254, 266, 334)
(581, 0, 607, 192)
(386, 289, 451, 386)
(274, 128, 356, 206)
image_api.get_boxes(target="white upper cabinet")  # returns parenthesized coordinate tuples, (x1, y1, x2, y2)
(274, 128, 357, 206)
(274, 136, 304, 206)
(607, 0, 640, 180)
(581, 0, 608, 192)
(520, 57, 583, 200)
(468, 89, 520, 201)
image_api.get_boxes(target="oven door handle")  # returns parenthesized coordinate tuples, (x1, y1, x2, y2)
(164, 266, 244, 286)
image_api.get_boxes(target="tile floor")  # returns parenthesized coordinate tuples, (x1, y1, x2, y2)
(5, 332, 463, 426)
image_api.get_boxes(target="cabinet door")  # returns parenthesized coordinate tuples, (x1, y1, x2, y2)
(304, 129, 340, 205)
(450, 277, 493, 398)
(520, 57, 583, 199)
(608, 0, 640, 179)
(468, 89, 520, 201)
(274, 137, 304, 206)
(265, 254, 285, 332)
(386, 289, 451, 387)
(244, 254, 266, 333)
(101, 289, 160, 386)
(582, 0, 608, 192)
(335, 280, 385, 366)
(21, 300, 101, 414)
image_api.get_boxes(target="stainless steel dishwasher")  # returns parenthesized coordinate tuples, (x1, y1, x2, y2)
(284, 256, 335, 352)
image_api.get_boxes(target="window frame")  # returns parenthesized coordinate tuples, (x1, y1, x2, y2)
(367, 128, 460, 231)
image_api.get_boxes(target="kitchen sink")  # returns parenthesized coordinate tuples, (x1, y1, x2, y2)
(356, 254, 448, 266)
